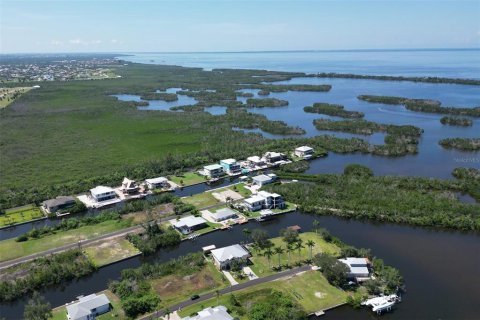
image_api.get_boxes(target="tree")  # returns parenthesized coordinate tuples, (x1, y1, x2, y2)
(312, 220, 320, 235)
(23, 292, 52, 320)
(306, 240, 315, 261)
(274, 246, 284, 269)
(344, 164, 374, 177)
(251, 229, 271, 249)
(164, 307, 171, 320)
(242, 228, 251, 241)
(280, 228, 299, 245)
(286, 244, 294, 266)
(215, 290, 220, 306)
(313, 253, 349, 288)
(295, 239, 304, 260)
(263, 248, 274, 269)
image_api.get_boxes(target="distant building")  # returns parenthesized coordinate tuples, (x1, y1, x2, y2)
(339, 257, 370, 279)
(66, 293, 110, 320)
(211, 244, 250, 270)
(210, 207, 238, 222)
(120, 177, 139, 194)
(90, 186, 116, 202)
(247, 156, 266, 167)
(263, 151, 286, 164)
(172, 215, 207, 234)
(294, 146, 314, 159)
(182, 305, 233, 320)
(220, 159, 241, 174)
(145, 177, 169, 190)
(42, 196, 76, 213)
(243, 191, 285, 211)
(204, 164, 224, 178)
(252, 173, 277, 187)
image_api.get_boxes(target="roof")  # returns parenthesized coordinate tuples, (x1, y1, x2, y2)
(295, 146, 313, 152)
(244, 195, 266, 204)
(211, 208, 238, 220)
(264, 151, 283, 158)
(211, 244, 249, 263)
(247, 156, 263, 162)
(66, 294, 110, 320)
(340, 257, 369, 266)
(252, 174, 273, 182)
(220, 158, 237, 165)
(43, 196, 76, 208)
(204, 164, 223, 171)
(145, 177, 168, 184)
(182, 305, 233, 320)
(90, 186, 115, 195)
(122, 177, 137, 189)
(258, 190, 281, 198)
(173, 215, 207, 228)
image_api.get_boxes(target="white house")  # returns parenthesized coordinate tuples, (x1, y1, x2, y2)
(294, 146, 314, 159)
(263, 151, 286, 164)
(339, 257, 370, 279)
(172, 215, 207, 234)
(182, 305, 233, 320)
(243, 195, 267, 211)
(120, 177, 139, 194)
(210, 207, 238, 222)
(252, 173, 277, 187)
(145, 177, 169, 190)
(204, 164, 224, 178)
(246, 156, 266, 167)
(243, 191, 285, 211)
(210, 244, 250, 270)
(66, 293, 110, 320)
(220, 159, 241, 174)
(90, 186, 116, 202)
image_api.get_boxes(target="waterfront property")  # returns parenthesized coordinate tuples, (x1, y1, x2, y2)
(65, 293, 110, 320)
(220, 159, 241, 175)
(172, 215, 208, 234)
(246, 155, 266, 168)
(209, 207, 239, 222)
(243, 191, 285, 212)
(210, 244, 250, 270)
(119, 177, 139, 194)
(89, 186, 116, 202)
(0, 204, 44, 227)
(203, 164, 224, 178)
(182, 305, 233, 320)
(263, 151, 287, 164)
(339, 257, 370, 281)
(252, 173, 277, 187)
(42, 196, 76, 214)
(145, 176, 169, 190)
(294, 146, 314, 159)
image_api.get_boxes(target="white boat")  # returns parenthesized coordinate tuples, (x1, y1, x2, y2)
(362, 294, 398, 314)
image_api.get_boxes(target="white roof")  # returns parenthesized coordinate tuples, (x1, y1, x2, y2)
(220, 158, 237, 164)
(265, 151, 283, 157)
(252, 174, 273, 182)
(340, 257, 368, 266)
(204, 164, 223, 171)
(296, 146, 313, 152)
(211, 244, 249, 263)
(211, 208, 238, 220)
(182, 305, 233, 320)
(66, 294, 110, 320)
(90, 186, 114, 195)
(173, 215, 207, 228)
(146, 177, 168, 184)
(247, 156, 263, 162)
(258, 190, 281, 198)
(245, 195, 266, 204)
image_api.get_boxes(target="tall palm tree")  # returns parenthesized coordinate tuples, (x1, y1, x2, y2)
(312, 220, 320, 235)
(296, 239, 304, 260)
(243, 228, 251, 242)
(286, 244, 294, 266)
(274, 246, 284, 269)
(263, 248, 274, 269)
(306, 240, 315, 261)
(164, 307, 171, 320)
(215, 290, 220, 305)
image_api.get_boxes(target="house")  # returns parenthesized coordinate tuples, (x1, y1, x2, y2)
(182, 305, 233, 320)
(246, 156, 266, 167)
(172, 215, 207, 234)
(294, 146, 314, 159)
(42, 196, 76, 213)
(243, 195, 267, 211)
(66, 293, 110, 320)
(90, 186, 116, 202)
(145, 177, 169, 190)
(210, 207, 238, 222)
(263, 151, 286, 164)
(220, 159, 241, 174)
(339, 257, 370, 279)
(211, 244, 250, 270)
(204, 164, 224, 178)
(258, 191, 286, 209)
(252, 173, 277, 187)
(120, 177, 139, 194)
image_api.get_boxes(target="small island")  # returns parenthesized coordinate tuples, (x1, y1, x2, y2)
(438, 138, 480, 151)
(440, 116, 473, 126)
(246, 98, 289, 108)
(304, 103, 364, 119)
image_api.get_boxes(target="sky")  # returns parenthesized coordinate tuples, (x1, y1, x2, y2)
(1, 0, 479, 53)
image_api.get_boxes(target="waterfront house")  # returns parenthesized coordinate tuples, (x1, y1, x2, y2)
(66, 293, 110, 320)
(119, 177, 139, 194)
(247, 156, 266, 167)
(42, 196, 76, 213)
(204, 164, 224, 178)
(252, 173, 277, 187)
(220, 158, 241, 174)
(211, 244, 250, 270)
(258, 191, 285, 209)
(263, 151, 286, 164)
(145, 177, 169, 190)
(339, 257, 370, 280)
(243, 195, 267, 211)
(90, 186, 116, 202)
(294, 146, 314, 159)
(182, 305, 233, 320)
(210, 207, 238, 222)
(172, 215, 207, 234)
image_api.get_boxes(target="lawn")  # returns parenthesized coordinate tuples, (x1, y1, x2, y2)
(0, 86, 33, 108)
(0, 219, 133, 262)
(151, 261, 229, 308)
(182, 192, 219, 209)
(0, 204, 44, 227)
(178, 270, 348, 319)
(249, 232, 341, 277)
(169, 171, 207, 186)
(83, 238, 141, 267)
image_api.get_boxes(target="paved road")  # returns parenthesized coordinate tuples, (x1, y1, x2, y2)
(139, 265, 312, 319)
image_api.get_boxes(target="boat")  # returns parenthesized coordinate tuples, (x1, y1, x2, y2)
(362, 294, 399, 314)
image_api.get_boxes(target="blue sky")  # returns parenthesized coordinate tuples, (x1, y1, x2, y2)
(1, 0, 479, 53)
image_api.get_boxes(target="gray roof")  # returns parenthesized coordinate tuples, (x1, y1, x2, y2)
(66, 294, 110, 320)
(173, 215, 207, 228)
(43, 196, 76, 208)
(204, 164, 223, 171)
(182, 305, 233, 320)
(211, 244, 249, 263)
(253, 174, 273, 182)
(211, 208, 238, 221)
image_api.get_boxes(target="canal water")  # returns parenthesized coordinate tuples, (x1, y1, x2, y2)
(1, 211, 479, 319)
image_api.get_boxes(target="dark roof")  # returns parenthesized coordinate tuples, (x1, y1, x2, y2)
(43, 196, 76, 208)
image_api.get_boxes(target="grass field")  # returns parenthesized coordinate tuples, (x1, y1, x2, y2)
(0, 86, 33, 108)
(178, 270, 347, 319)
(0, 219, 133, 262)
(169, 172, 207, 186)
(182, 192, 219, 209)
(0, 204, 44, 227)
(249, 232, 341, 277)
(83, 238, 141, 267)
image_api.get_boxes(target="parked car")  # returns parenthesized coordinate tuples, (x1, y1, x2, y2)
(190, 294, 200, 300)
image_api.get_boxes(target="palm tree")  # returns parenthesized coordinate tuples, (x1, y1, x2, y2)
(215, 290, 220, 305)
(274, 246, 284, 269)
(312, 220, 320, 235)
(295, 239, 304, 260)
(164, 307, 171, 320)
(263, 248, 274, 269)
(286, 244, 294, 266)
(243, 228, 251, 241)
(306, 240, 315, 261)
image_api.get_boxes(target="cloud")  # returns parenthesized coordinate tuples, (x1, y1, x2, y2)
(50, 40, 63, 46)
(68, 39, 104, 45)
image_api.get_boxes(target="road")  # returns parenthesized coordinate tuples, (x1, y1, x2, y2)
(139, 265, 312, 319)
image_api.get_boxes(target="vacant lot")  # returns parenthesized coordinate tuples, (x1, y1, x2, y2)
(0, 204, 44, 227)
(83, 238, 140, 267)
(169, 172, 207, 186)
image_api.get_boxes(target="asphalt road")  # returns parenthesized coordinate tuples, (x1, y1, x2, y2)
(139, 265, 312, 319)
